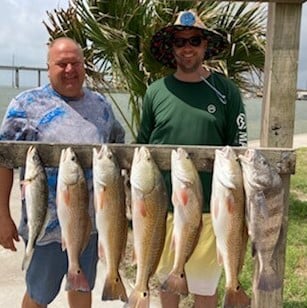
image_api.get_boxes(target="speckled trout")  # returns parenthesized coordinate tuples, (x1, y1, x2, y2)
(239, 149, 284, 291)
(22, 145, 48, 271)
(126, 146, 168, 308)
(211, 146, 250, 307)
(93, 145, 128, 302)
(56, 147, 91, 292)
(161, 147, 203, 296)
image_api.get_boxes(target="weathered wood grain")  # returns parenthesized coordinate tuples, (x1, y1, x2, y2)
(0, 141, 296, 174)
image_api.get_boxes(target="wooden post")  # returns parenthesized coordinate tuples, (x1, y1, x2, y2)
(38, 70, 41, 86)
(15, 67, 19, 88)
(256, 3, 302, 307)
(260, 3, 302, 148)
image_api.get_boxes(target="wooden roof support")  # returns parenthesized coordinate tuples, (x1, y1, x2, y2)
(261, 2, 302, 148)
(255, 3, 303, 307)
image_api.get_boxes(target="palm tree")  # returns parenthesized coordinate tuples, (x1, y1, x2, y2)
(43, 0, 266, 140)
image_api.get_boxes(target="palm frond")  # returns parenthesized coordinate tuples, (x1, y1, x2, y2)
(43, 0, 267, 138)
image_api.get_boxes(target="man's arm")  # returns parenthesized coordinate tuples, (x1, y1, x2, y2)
(0, 167, 19, 251)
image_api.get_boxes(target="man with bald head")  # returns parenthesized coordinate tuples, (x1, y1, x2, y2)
(0, 37, 125, 308)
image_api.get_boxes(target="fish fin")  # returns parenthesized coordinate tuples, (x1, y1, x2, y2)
(216, 246, 224, 266)
(226, 194, 235, 214)
(22, 247, 34, 271)
(245, 199, 251, 228)
(136, 198, 147, 217)
(126, 288, 150, 308)
(98, 242, 105, 260)
(20, 181, 27, 200)
(257, 264, 281, 291)
(223, 285, 251, 308)
(65, 269, 90, 292)
(37, 209, 50, 242)
(161, 271, 189, 296)
(172, 190, 178, 206)
(95, 187, 106, 210)
(170, 234, 176, 252)
(61, 238, 67, 251)
(131, 248, 137, 265)
(211, 197, 219, 220)
(102, 272, 128, 302)
(172, 187, 189, 206)
(62, 186, 71, 206)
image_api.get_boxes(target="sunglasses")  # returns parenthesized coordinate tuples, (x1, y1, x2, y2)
(172, 36, 204, 48)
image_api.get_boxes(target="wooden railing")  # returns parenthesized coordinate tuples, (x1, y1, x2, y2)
(0, 65, 47, 88)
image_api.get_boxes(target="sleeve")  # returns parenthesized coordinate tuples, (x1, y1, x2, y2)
(136, 90, 155, 144)
(0, 97, 37, 141)
(225, 82, 248, 147)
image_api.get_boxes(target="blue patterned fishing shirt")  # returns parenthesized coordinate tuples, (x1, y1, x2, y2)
(0, 84, 125, 245)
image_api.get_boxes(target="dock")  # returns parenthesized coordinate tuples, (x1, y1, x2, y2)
(0, 65, 47, 88)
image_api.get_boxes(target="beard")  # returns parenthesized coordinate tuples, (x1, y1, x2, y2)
(174, 53, 204, 74)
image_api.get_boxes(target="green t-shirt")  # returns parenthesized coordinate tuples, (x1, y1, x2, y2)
(137, 73, 247, 212)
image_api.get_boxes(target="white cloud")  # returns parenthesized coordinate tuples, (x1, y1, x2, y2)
(0, 0, 69, 85)
(0, 0, 69, 67)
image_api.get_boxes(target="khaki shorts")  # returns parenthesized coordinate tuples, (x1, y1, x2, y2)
(156, 213, 222, 296)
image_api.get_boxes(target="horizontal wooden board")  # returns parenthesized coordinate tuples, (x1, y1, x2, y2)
(0, 141, 296, 174)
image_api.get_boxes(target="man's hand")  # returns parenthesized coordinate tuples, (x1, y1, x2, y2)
(0, 216, 19, 251)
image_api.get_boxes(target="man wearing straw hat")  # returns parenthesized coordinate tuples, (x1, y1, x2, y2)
(137, 10, 248, 307)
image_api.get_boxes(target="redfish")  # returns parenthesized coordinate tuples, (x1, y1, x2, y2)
(211, 146, 250, 307)
(22, 145, 49, 271)
(161, 147, 203, 296)
(126, 146, 168, 307)
(93, 145, 128, 302)
(56, 147, 91, 292)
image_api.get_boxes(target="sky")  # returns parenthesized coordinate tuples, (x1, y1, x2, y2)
(0, 0, 307, 88)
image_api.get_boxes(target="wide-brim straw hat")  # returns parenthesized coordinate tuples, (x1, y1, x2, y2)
(150, 10, 229, 68)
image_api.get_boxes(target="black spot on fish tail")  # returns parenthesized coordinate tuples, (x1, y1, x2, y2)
(161, 271, 188, 296)
(102, 273, 128, 302)
(223, 285, 251, 308)
(126, 288, 149, 307)
(65, 269, 90, 292)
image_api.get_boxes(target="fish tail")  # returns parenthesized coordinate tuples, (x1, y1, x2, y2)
(223, 285, 251, 308)
(102, 273, 128, 302)
(125, 289, 150, 308)
(160, 271, 189, 296)
(65, 269, 90, 292)
(257, 268, 281, 291)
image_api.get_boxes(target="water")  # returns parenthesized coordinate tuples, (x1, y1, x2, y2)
(1, 86, 307, 142)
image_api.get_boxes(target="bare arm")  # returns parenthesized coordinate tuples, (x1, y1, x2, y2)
(0, 167, 19, 251)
